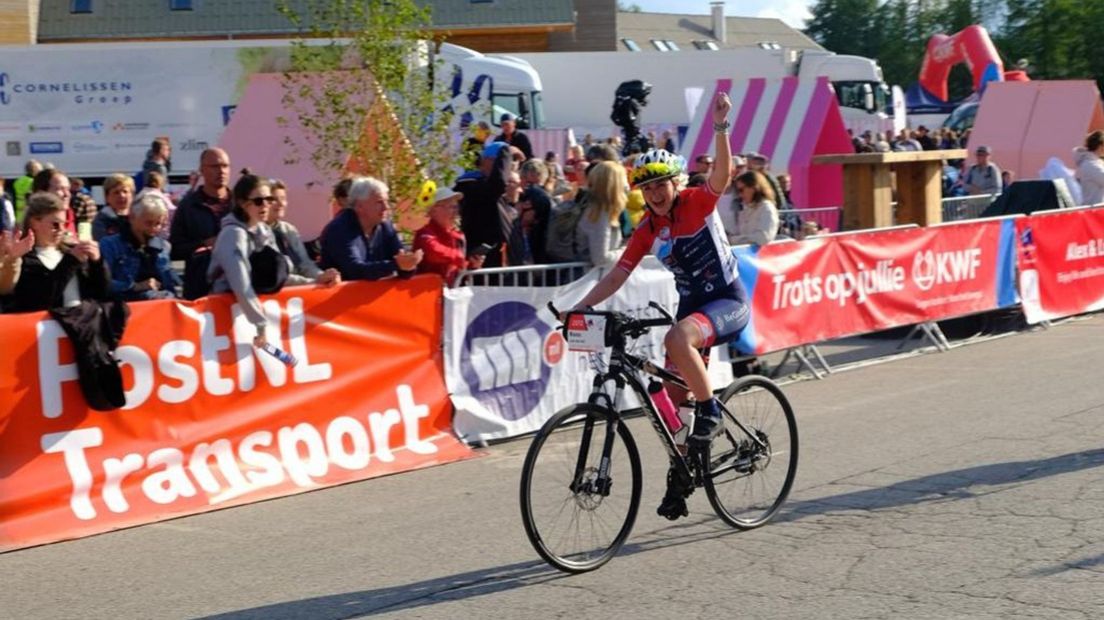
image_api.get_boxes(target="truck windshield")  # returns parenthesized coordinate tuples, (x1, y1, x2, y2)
(832, 81, 887, 114)
(492, 93, 520, 127)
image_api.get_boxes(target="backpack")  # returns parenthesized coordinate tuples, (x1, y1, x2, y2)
(544, 195, 588, 262)
(248, 245, 290, 294)
(182, 250, 213, 301)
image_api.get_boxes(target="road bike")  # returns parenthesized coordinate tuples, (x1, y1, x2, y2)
(519, 302, 799, 573)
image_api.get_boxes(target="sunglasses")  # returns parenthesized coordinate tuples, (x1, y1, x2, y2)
(247, 196, 278, 206)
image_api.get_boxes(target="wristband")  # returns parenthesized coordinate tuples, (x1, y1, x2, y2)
(713, 120, 731, 133)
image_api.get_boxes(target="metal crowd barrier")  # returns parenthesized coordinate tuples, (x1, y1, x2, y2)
(941, 193, 999, 222)
(456, 261, 591, 287)
(778, 206, 843, 234)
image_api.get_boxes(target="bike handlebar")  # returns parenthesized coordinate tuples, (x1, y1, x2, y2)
(547, 300, 675, 345)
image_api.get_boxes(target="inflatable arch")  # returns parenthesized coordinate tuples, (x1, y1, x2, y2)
(918, 25, 1026, 102)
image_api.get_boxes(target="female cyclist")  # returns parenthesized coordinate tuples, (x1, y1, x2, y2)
(567, 92, 749, 520)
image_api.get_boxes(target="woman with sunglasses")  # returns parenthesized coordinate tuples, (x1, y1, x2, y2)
(3, 192, 108, 313)
(208, 171, 300, 347)
(568, 92, 749, 521)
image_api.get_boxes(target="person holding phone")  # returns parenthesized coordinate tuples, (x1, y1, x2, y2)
(414, 186, 485, 286)
(319, 176, 423, 281)
(4, 192, 108, 313)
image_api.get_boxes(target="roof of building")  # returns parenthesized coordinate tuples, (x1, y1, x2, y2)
(616, 11, 822, 52)
(38, 0, 576, 41)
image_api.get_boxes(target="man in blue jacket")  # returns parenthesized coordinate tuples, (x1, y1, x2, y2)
(319, 176, 423, 281)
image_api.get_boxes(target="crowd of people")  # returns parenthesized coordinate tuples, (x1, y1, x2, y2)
(0, 123, 818, 318)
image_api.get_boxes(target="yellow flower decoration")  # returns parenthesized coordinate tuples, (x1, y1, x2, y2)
(416, 179, 437, 209)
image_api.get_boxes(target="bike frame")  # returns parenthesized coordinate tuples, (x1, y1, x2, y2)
(578, 344, 767, 493)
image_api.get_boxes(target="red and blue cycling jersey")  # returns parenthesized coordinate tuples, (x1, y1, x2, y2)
(617, 185, 748, 346)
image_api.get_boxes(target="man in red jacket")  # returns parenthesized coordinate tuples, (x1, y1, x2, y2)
(414, 187, 486, 285)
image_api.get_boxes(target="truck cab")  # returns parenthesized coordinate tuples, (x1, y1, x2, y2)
(796, 50, 890, 116)
(436, 44, 544, 129)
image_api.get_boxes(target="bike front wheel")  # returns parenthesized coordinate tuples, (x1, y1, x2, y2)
(519, 404, 642, 573)
(705, 375, 799, 529)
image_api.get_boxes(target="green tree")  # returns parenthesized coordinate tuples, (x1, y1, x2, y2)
(275, 0, 460, 231)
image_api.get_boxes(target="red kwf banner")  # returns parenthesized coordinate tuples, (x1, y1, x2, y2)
(0, 277, 474, 552)
(738, 219, 1017, 354)
(1015, 206, 1104, 324)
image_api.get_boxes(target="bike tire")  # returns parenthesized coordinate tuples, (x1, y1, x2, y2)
(705, 375, 799, 529)
(519, 404, 642, 573)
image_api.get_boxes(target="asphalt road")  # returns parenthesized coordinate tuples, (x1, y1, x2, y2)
(3, 316, 1103, 620)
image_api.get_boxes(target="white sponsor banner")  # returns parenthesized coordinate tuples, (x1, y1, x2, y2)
(445, 258, 732, 444)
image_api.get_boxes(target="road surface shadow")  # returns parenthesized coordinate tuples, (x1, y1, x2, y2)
(780, 448, 1104, 520)
(1030, 553, 1104, 576)
(196, 515, 735, 619)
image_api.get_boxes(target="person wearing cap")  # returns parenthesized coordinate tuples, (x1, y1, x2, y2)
(964, 146, 1002, 196)
(413, 186, 484, 285)
(493, 112, 533, 161)
(915, 125, 937, 150)
(568, 92, 749, 521)
(454, 141, 522, 267)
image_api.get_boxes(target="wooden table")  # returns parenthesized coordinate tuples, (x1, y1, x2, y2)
(812, 150, 966, 230)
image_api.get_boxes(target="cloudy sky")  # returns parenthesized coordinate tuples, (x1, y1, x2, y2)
(629, 0, 816, 29)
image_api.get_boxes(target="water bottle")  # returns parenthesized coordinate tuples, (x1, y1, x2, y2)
(260, 342, 299, 367)
(648, 381, 682, 434)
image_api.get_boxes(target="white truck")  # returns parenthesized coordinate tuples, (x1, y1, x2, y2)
(0, 40, 543, 181)
(500, 47, 896, 138)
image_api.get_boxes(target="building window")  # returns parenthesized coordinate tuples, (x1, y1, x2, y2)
(664, 40, 680, 51)
(693, 40, 720, 51)
(621, 38, 641, 52)
(470, 0, 493, 3)
(70, 0, 93, 13)
(170, 0, 194, 10)
(757, 41, 781, 50)
(651, 40, 670, 51)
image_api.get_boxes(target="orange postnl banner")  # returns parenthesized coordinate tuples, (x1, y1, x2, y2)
(0, 277, 474, 552)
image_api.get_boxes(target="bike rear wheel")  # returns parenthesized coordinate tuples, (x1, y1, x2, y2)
(705, 375, 798, 529)
(519, 404, 642, 573)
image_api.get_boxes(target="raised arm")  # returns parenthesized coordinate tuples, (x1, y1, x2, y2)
(708, 92, 733, 196)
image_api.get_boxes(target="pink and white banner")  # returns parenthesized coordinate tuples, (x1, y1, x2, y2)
(681, 76, 853, 210)
(1015, 206, 1104, 324)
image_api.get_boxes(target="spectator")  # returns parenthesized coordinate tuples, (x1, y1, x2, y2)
(498, 170, 523, 251)
(99, 193, 179, 301)
(494, 113, 533, 160)
(576, 161, 626, 267)
(747, 152, 789, 210)
(1074, 130, 1104, 206)
(519, 159, 553, 263)
(70, 177, 99, 226)
(12, 159, 42, 224)
(142, 138, 172, 184)
(92, 174, 136, 241)
(544, 150, 565, 185)
(915, 126, 937, 150)
(660, 129, 676, 153)
(0, 178, 14, 233)
(135, 170, 176, 239)
(564, 144, 586, 185)
(414, 186, 485, 285)
(963, 145, 1002, 195)
(208, 173, 291, 347)
(506, 184, 540, 266)
(693, 153, 714, 175)
(0, 228, 34, 297)
(462, 121, 492, 169)
(686, 173, 708, 188)
(171, 147, 231, 295)
(893, 128, 922, 152)
(266, 179, 340, 286)
(4, 192, 108, 313)
(319, 176, 423, 281)
(455, 142, 516, 268)
(731, 171, 779, 247)
(586, 143, 620, 164)
(32, 168, 78, 235)
(1001, 170, 1015, 192)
